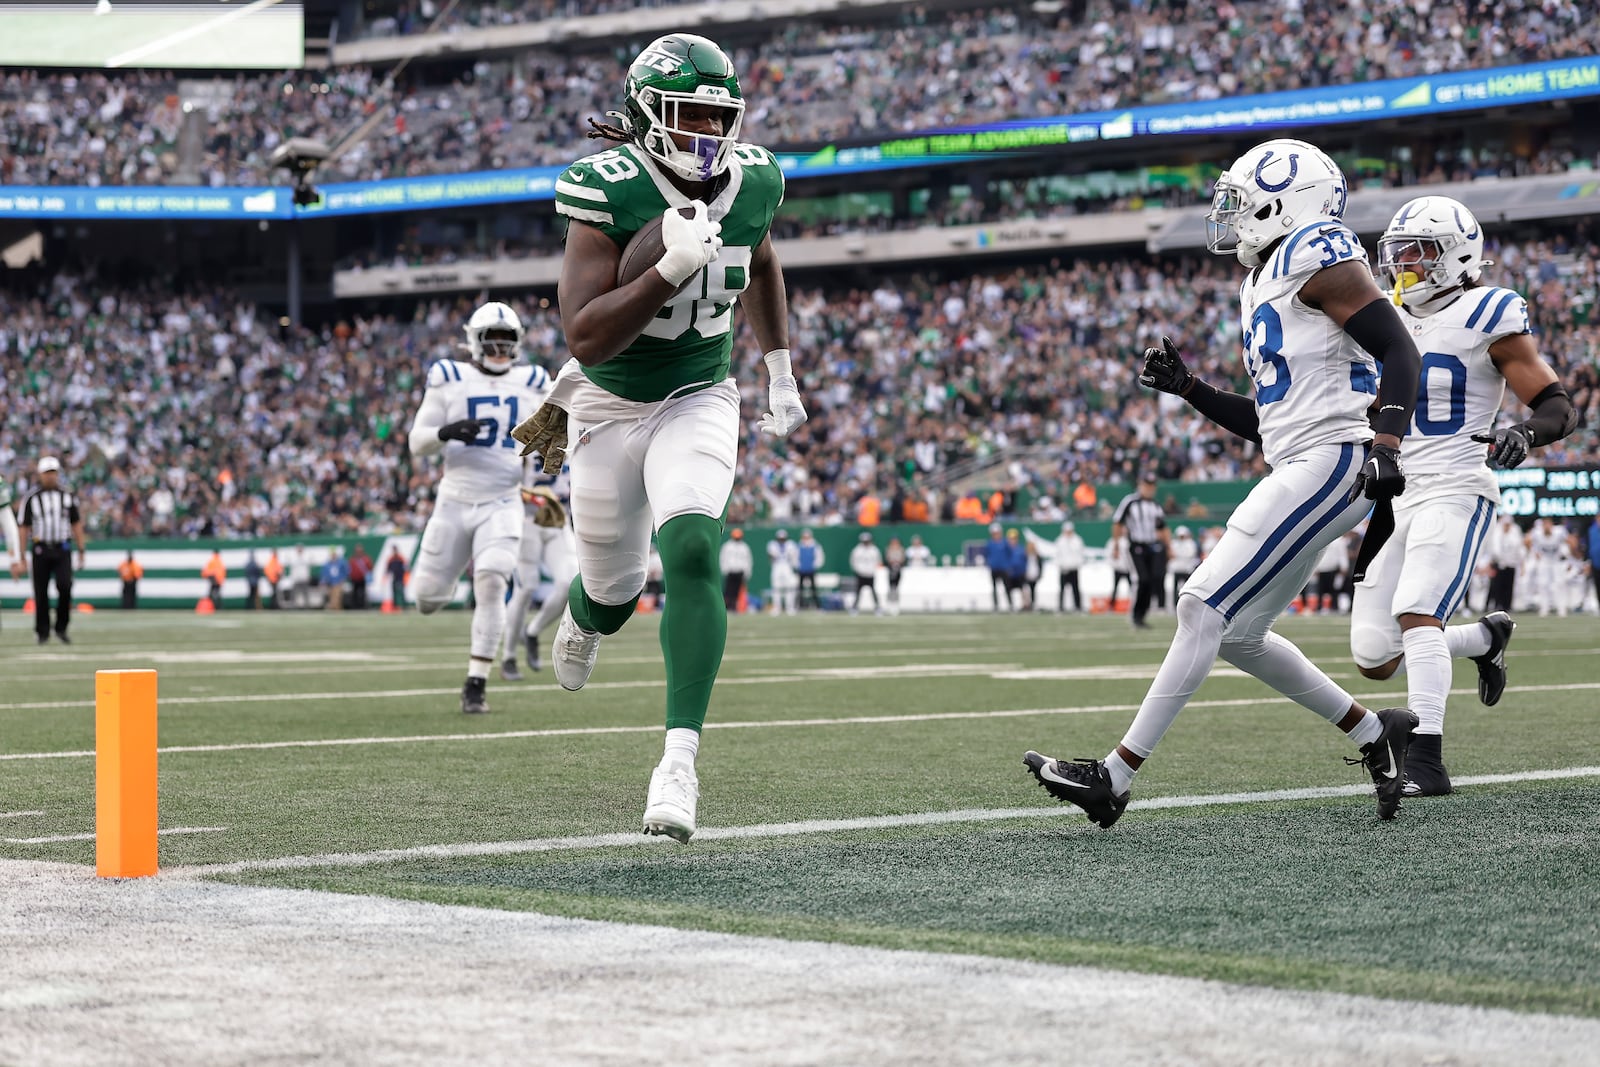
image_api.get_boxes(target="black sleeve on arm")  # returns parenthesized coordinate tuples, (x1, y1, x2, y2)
(1182, 377, 1262, 445)
(1521, 381, 1579, 445)
(1342, 297, 1421, 440)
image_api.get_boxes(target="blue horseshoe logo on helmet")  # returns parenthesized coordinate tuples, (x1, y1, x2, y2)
(1452, 206, 1479, 240)
(1254, 151, 1299, 192)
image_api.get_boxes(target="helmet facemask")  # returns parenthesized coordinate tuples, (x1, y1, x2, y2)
(475, 327, 521, 373)
(632, 87, 744, 183)
(1378, 236, 1454, 313)
(1205, 180, 1249, 259)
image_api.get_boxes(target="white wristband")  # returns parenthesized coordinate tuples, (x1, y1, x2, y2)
(763, 349, 792, 378)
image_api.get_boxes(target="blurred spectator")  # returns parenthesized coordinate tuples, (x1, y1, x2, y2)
(768, 528, 799, 615)
(264, 549, 284, 608)
(118, 550, 143, 609)
(982, 523, 1008, 610)
(386, 546, 409, 610)
(720, 528, 752, 612)
(796, 528, 824, 609)
(322, 546, 349, 611)
(289, 544, 312, 607)
(884, 535, 905, 614)
(349, 544, 374, 609)
(849, 531, 883, 615)
(244, 550, 264, 610)
(1054, 520, 1086, 613)
(202, 549, 226, 608)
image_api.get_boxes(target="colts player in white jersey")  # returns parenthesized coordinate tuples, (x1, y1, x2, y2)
(1024, 139, 1428, 824)
(1352, 196, 1578, 796)
(407, 302, 553, 714)
(499, 459, 578, 680)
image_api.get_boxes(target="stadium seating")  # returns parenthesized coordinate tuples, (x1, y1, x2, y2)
(5, 234, 1597, 538)
(5, 1, 1599, 187)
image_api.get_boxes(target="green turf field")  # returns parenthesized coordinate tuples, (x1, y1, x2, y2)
(3, 608, 1598, 1017)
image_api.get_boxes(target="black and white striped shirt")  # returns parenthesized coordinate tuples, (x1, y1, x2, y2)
(1112, 495, 1166, 546)
(21, 488, 80, 547)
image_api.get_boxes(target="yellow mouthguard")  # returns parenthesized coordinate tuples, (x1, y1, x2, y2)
(1391, 271, 1421, 305)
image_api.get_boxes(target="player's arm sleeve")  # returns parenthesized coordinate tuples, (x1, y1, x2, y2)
(1182, 378, 1262, 444)
(408, 387, 449, 457)
(1341, 298, 1420, 440)
(1521, 381, 1580, 446)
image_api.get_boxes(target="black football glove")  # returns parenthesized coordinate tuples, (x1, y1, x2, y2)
(1350, 443, 1405, 502)
(1138, 335, 1193, 395)
(1471, 425, 1533, 470)
(438, 418, 488, 443)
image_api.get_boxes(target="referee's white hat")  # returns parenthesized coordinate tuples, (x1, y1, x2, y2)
(37, 456, 61, 474)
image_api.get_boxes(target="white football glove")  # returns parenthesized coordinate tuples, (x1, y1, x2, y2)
(757, 350, 808, 437)
(655, 201, 722, 287)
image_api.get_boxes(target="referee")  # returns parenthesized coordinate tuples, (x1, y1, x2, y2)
(1111, 472, 1170, 630)
(19, 456, 86, 645)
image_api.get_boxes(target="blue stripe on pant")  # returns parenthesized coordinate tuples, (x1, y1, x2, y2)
(1204, 443, 1358, 622)
(1433, 497, 1493, 619)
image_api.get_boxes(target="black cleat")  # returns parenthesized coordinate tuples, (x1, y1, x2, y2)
(1471, 611, 1515, 707)
(525, 633, 542, 672)
(1023, 751, 1130, 829)
(1346, 708, 1418, 820)
(460, 677, 490, 715)
(499, 658, 523, 682)
(1401, 733, 1453, 797)
(55, 631, 71, 644)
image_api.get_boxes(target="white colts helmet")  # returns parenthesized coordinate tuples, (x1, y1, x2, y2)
(1378, 196, 1488, 317)
(1206, 139, 1349, 267)
(463, 301, 524, 374)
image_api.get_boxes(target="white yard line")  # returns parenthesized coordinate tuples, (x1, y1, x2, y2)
(168, 766, 1600, 878)
(0, 811, 45, 819)
(5, 681, 1598, 763)
(6, 827, 226, 846)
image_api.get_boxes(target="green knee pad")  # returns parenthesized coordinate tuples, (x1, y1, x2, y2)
(657, 514, 727, 733)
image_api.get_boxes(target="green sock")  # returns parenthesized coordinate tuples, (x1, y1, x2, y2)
(656, 514, 727, 733)
(567, 575, 638, 636)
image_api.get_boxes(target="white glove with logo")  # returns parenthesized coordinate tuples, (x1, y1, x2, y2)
(655, 201, 722, 287)
(757, 349, 808, 437)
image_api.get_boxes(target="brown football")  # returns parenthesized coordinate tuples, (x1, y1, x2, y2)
(616, 206, 698, 293)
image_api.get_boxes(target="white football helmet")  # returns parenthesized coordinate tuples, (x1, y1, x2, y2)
(462, 301, 524, 374)
(1206, 139, 1349, 267)
(1377, 196, 1488, 317)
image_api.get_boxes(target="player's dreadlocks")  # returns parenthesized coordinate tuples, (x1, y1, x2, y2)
(586, 116, 631, 143)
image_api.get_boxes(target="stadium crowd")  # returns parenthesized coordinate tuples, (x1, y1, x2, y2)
(3, 0, 1598, 186)
(5, 230, 1598, 539)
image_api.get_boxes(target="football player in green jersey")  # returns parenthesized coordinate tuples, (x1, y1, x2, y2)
(512, 32, 806, 843)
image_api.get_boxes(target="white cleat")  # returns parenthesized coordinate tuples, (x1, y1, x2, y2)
(552, 606, 600, 691)
(643, 761, 699, 843)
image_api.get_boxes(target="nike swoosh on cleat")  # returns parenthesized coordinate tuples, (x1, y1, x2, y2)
(1380, 741, 1399, 779)
(1036, 763, 1091, 789)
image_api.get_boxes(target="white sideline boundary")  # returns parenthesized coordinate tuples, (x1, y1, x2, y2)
(167, 766, 1600, 879)
(4, 681, 1598, 763)
(7, 859, 1598, 1067)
